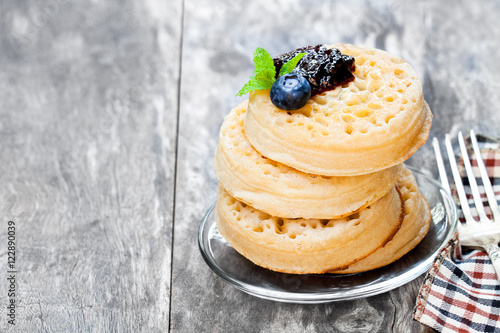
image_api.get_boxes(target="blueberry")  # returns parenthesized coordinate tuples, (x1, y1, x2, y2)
(270, 73, 311, 110)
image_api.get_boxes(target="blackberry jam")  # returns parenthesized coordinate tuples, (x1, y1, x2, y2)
(273, 45, 355, 96)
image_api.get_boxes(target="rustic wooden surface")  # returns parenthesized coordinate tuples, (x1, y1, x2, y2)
(1, 0, 499, 332)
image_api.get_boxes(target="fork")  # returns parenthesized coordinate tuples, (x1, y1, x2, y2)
(433, 130, 500, 284)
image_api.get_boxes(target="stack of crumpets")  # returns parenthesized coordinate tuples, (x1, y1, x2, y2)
(213, 43, 432, 274)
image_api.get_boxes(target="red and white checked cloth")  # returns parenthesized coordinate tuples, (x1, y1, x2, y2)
(414, 134, 500, 333)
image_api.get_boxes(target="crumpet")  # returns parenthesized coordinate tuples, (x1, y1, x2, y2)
(214, 185, 404, 274)
(244, 43, 432, 176)
(214, 100, 401, 219)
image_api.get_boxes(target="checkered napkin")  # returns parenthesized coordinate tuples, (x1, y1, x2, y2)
(413, 134, 500, 333)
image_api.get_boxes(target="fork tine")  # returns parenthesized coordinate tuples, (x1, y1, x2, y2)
(435, 137, 465, 233)
(445, 134, 476, 223)
(433, 137, 452, 195)
(470, 130, 500, 222)
(458, 132, 491, 222)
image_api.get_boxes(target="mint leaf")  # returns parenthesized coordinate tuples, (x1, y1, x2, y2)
(236, 47, 307, 96)
(278, 53, 306, 77)
(236, 47, 276, 96)
(253, 67, 275, 86)
(236, 76, 273, 96)
(252, 47, 275, 75)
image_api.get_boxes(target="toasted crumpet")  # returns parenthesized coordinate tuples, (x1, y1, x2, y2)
(245, 43, 432, 176)
(215, 185, 404, 274)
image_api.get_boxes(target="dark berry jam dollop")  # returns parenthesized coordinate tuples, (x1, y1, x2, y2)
(273, 45, 355, 96)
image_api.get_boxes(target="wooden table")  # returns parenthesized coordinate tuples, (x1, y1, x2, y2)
(2, 0, 500, 332)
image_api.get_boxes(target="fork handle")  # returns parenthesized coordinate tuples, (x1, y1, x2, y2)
(483, 243, 500, 285)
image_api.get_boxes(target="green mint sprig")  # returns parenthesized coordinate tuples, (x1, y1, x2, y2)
(236, 47, 306, 97)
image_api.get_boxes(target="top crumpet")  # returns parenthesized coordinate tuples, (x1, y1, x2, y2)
(243, 43, 433, 176)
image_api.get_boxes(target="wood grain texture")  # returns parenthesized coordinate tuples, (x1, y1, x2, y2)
(0, 0, 182, 331)
(172, 0, 500, 332)
(1, 0, 499, 332)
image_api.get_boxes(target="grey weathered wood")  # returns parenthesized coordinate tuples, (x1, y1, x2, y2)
(1, 0, 500, 332)
(172, 0, 500, 333)
(0, 0, 182, 332)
